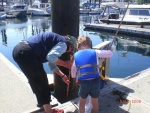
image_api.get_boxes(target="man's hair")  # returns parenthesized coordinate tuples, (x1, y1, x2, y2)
(65, 35, 74, 51)
(77, 36, 92, 49)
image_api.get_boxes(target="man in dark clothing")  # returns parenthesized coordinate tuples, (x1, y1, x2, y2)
(12, 31, 77, 113)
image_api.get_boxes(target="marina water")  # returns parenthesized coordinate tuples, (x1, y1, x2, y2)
(0, 15, 150, 78)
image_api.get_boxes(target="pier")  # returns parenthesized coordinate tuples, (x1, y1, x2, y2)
(1, 50, 150, 113)
(84, 23, 150, 39)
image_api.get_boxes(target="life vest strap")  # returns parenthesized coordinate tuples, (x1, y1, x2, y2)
(77, 63, 97, 69)
(77, 63, 99, 76)
(77, 71, 99, 76)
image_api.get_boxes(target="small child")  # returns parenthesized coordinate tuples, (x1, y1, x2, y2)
(71, 36, 113, 113)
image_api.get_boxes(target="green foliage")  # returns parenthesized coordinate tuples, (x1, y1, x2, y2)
(136, 0, 150, 4)
(137, 0, 142, 4)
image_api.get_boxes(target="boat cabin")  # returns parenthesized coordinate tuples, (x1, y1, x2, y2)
(101, 3, 150, 19)
(10, 3, 27, 10)
(31, 0, 50, 9)
(99, 3, 150, 27)
(27, 0, 51, 16)
(119, 5, 150, 18)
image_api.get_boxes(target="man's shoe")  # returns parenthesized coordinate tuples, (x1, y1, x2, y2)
(37, 103, 43, 108)
(52, 108, 64, 113)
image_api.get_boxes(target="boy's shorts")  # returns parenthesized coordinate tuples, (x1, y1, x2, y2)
(78, 77, 100, 99)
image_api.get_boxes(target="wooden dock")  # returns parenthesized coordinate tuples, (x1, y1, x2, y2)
(1, 42, 150, 113)
(29, 68, 150, 113)
(84, 23, 150, 39)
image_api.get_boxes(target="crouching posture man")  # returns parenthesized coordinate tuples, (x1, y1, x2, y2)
(13, 31, 77, 113)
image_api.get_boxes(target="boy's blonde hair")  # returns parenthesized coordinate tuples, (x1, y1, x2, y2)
(77, 36, 92, 49)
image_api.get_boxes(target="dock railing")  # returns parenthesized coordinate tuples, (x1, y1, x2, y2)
(93, 41, 111, 79)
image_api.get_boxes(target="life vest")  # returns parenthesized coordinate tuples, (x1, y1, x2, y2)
(74, 49, 99, 80)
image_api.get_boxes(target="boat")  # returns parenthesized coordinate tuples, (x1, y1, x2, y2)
(80, 7, 91, 14)
(89, 7, 103, 14)
(6, 3, 27, 18)
(79, 1, 101, 14)
(79, 1, 91, 14)
(0, 2, 7, 20)
(27, 0, 51, 16)
(98, 2, 150, 28)
(0, 9, 7, 20)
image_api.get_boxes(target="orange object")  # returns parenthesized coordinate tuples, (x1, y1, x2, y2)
(66, 55, 73, 99)
(76, 80, 80, 84)
(67, 69, 70, 99)
(100, 75, 105, 80)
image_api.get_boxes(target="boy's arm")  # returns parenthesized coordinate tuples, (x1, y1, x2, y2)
(96, 50, 113, 58)
(47, 42, 72, 69)
(71, 61, 77, 78)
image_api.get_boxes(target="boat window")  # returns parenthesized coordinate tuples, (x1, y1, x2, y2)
(46, 4, 49, 7)
(32, 5, 38, 8)
(14, 6, 25, 9)
(103, 7, 109, 17)
(129, 10, 138, 15)
(40, 4, 46, 8)
(110, 8, 118, 13)
(120, 9, 125, 15)
(139, 10, 149, 16)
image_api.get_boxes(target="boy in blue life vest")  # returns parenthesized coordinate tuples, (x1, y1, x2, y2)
(71, 36, 113, 113)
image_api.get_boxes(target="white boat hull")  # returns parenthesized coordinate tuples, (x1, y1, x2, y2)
(89, 8, 102, 14)
(0, 12, 7, 20)
(6, 3, 27, 18)
(100, 16, 150, 27)
(7, 10, 27, 18)
(80, 8, 91, 14)
(28, 7, 50, 16)
(27, 1, 51, 16)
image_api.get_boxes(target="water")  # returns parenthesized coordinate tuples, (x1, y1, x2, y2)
(0, 15, 150, 78)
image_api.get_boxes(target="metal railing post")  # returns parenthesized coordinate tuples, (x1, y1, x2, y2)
(93, 41, 111, 79)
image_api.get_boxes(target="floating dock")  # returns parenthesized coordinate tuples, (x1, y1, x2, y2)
(1, 51, 150, 113)
(84, 23, 150, 39)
